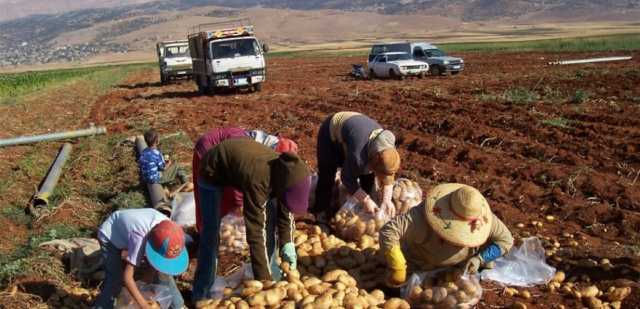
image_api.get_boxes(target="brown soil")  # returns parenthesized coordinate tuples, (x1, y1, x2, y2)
(3, 51, 640, 308)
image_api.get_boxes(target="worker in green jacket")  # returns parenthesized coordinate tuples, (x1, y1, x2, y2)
(192, 138, 311, 302)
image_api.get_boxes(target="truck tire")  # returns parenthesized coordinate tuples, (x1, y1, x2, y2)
(430, 65, 442, 76)
(369, 69, 376, 79)
(389, 69, 403, 80)
(253, 83, 262, 92)
(160, 73, 167, 84)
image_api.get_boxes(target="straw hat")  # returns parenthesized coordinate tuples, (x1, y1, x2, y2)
(424, 183, 493, 247)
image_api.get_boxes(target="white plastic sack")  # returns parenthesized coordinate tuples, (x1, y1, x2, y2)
(170, 192, 195, 227)
(402, 268, 483, 308)
(116, 281, 172, 309)
(332, 197, 390, 242)
(210, 263, 254, 299)
(392, 178, 423, 214)
(481, 237, 556, 287)
(219, 214, 248, 257)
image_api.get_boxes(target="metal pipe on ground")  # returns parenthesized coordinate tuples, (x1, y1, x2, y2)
(548, 56, 632, 65)
(135, 135, 170, 214)
(32, 143, 73, 207)
(0, 125, 107, 148)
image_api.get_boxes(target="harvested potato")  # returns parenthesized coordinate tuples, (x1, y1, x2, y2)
(406, 270, 482, 309)
(607, 287, 631, 302)
(384, 297, 411, 309)
(392, 178, 423, 214)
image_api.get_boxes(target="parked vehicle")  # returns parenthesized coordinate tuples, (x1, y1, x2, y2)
(369, 42, 464, 76)
(367, 52, 429, 79)
(156, 40, 193, 84)
(188, 19, 267, 94)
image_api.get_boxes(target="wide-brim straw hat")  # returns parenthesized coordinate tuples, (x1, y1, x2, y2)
(424, 183, 493, 247)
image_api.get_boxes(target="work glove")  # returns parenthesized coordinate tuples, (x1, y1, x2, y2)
(384, 245, 407, 288)
(281, 242, 298, 270)
(353, 188, 379, 214)
(464, 255, 483, 274)
(379, 184, 396, 217)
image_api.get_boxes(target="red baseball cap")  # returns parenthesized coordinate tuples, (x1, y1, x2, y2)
(145, 220, 189, 275)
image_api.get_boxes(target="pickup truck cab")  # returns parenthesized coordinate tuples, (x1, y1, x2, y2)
(367, 52, 429, 79)
(189, 20, 267, 94)
(369, 42, 464, 76)
(156, 40, 193, 84)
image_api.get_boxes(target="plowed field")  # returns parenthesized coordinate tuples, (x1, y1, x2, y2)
(7, 51, 640, 308)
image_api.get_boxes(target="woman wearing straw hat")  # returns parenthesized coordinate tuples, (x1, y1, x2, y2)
(379, 183, 514, 287)
(312, 111, 401, 222)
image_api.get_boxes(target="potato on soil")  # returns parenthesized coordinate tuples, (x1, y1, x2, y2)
(247, 287, 286, 307)
(606, 287, 631, 302)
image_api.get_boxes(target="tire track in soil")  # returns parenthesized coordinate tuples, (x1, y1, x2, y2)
(90, 52, 640, 308)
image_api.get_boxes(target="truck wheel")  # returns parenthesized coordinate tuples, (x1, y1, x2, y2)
(389, 69, 403, 80)
(253, 83, 262, 92)
(430, 65, 442, 76)
(418, 72, 426, 79)
(369, 69, 376, 79)
(160, 74, 167, 84)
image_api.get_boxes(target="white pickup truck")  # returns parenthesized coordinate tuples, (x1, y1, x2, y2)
(367, 52, 429, 79)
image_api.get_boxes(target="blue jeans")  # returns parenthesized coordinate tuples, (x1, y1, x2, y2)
(93, 240, 184, 309)
(192, 179, 279, 302)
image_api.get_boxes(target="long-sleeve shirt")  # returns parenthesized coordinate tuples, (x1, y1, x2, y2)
(199, 139, 297, 280)
(139, 147, 166, 184)
(379, 205, 514, 272)
(194, 127, 248, 159)
(326, 112, 382, 194)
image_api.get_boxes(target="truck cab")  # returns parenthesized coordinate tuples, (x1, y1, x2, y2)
(188, 20, 267, 94)
(369, 42, 464, 76)
(156, 40, 193, 84)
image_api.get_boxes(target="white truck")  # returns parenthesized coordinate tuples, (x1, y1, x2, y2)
(156, 40, 193, 84)
(367, 52, 429, 79)
(188, 20, 268, 94)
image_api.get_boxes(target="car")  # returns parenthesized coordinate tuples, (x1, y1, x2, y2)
(369, 42, 464, 76)
(367, 52, 429, 79)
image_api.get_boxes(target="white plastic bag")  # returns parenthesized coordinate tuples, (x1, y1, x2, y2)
(170, 192, 195, 227)
(116, 281, 172, 309)
(403, 268, 483, 309)
(481, 237, 556, 287)
(210, 263, 254, 299)
(392, 178, 423, 214)
(219, 214, 248, 257)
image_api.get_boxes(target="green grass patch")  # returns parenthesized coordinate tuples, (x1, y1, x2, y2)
(110, 191, 147, 210)
(571, 89, 591, 104)
(542, 117, 573, 129)
(0, 204, 30, 226)
(503, 87, 539, 105)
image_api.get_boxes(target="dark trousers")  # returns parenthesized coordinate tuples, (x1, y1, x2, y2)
(192, 178, 279, 302)
(314, 117, 375, 218)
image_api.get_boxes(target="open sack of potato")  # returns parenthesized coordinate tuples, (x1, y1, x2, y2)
(219, 213, 249, 257)
(392, 178, 423, 215)
(116, 281, 172, 309)
(403, 268, 483, 309)
(331, 198, 390, 243)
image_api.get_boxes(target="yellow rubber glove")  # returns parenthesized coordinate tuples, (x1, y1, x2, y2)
(384, 245, 407, 287)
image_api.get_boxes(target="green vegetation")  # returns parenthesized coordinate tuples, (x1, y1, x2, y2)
(571, 89, 591, 104)
(0, 63, 153, 104)
(503, 87, 539, 105)
(440, 33, 640, 53)
(542, 117, 573, 129)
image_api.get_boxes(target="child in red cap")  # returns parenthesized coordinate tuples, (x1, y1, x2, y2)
(94, 208, 188, 309)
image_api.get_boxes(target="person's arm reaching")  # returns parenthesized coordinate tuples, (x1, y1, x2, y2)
(123, 262, 152, 309)
(465, 214, 514, 273)
(277, 199, 296, 269)
(379, 207, 416, 287)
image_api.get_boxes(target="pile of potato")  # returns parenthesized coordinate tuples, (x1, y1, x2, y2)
(46, 286, 95, 309)
(219, 215, 248, 257)
(405, 270, 483, 309)
(392, 178, 423, 215)
(196, 262, 409, 309)
(294, 224, 386, 290)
